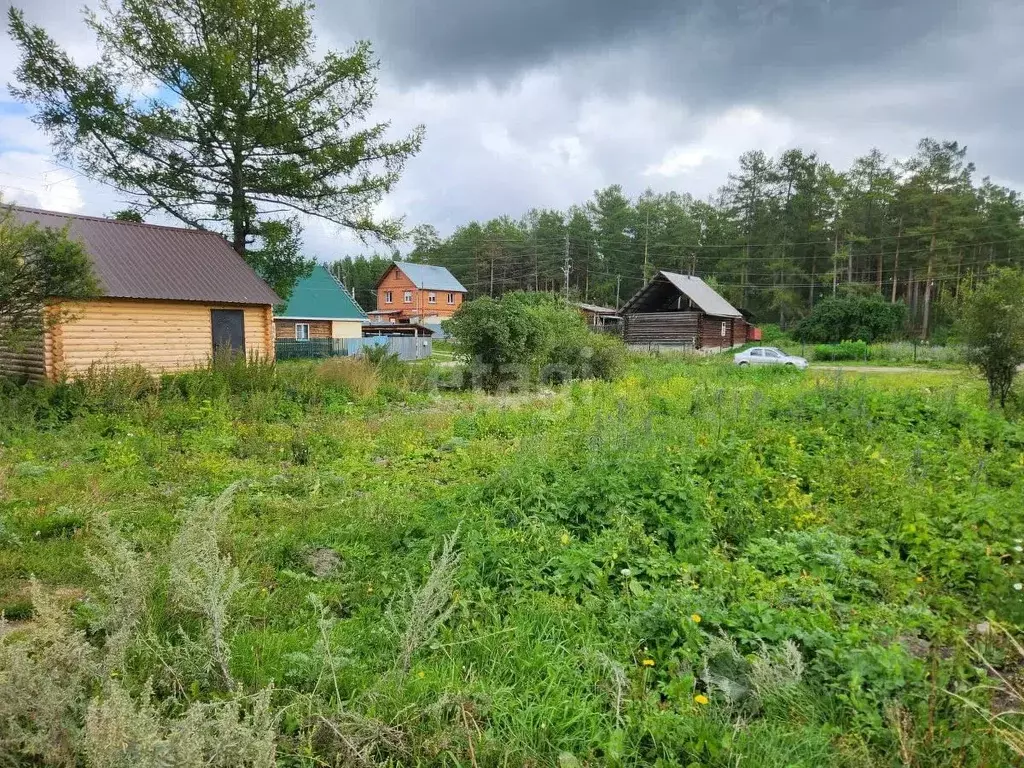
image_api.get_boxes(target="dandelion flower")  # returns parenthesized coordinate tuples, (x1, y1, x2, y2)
(560, 533, 570, 546)
(620, 568, 632, 577)
(642, 659, 655, 667)
(690, 614, 702, 623)
(417, 670, 425, 679)
(1015, 583, 1023, 591)
(915, 576, 925, 583)
(694, 694, 709, 705)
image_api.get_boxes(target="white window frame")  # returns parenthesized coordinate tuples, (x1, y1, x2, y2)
(295, 323, 310, 341)
(721, 321, 728, 337)
(428, 291, 437, 304)
(447, 292, 455, 305)
(403, 290, 413, 304)
(384, 290, 392, 304)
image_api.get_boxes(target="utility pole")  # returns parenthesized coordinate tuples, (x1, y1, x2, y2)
(891, 216, 902, 303)
(832, 228, 839, 297)
(615, 275, 621, 309)
(642, 209, 650, 285)
(562, 233, 571, 300)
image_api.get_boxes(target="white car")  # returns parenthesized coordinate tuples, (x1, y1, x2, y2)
(734, 346, 808, 369)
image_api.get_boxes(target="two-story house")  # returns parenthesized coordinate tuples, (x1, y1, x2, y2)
(372, 262, 467, 329)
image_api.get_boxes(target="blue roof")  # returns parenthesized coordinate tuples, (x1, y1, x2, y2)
(392, 262, 467, 292)
(275, 264, 367, 320)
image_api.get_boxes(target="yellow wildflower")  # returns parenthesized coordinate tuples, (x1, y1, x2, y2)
(690, 614, 702, 623)
(560, 533, 570, 546)
(915, 576, 925, 583)
(641, 659, 655, 667)
(417, 670, 425, 679)
(694, 694, 709, 705)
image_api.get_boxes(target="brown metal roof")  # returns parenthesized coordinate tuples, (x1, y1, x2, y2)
(10, 205, 281, 306)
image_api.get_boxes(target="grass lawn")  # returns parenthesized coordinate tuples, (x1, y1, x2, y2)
(1, 355, 1023, 766)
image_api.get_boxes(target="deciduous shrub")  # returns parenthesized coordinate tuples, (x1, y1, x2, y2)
(955, 267, 1024, 407)
(793, 295, 905, 343)
(812, 340, 870, 361)
(443, 291, 626, 390)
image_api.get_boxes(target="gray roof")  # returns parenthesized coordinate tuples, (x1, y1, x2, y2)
(575, 301, 619, 315)
(658, 272, 742, 317)
(10, 205, 281, 306)
(389, 261, 467, 292)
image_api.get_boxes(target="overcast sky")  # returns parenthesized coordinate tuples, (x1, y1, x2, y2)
(1, 0, 1021, 261)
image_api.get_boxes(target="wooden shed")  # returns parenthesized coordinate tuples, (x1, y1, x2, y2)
(620, 271, 747, 350)
(574, 302, 621, 329)
(0, 206, 281, 382)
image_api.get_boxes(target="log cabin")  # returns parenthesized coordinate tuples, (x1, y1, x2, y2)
(621, 271, 747, 350)
(274, 264, 367, 342)
(0, 206, 281, 382)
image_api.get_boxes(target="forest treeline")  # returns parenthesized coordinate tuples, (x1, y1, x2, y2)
(332, 139, 1023, 335)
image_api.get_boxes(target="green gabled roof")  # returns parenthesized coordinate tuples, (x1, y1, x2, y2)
(275, 264, 367, 320)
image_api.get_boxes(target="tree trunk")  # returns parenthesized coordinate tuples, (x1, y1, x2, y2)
(922, 215, 937, 340)
(230, 149, 248, 255)
(890, 217, 902, 303)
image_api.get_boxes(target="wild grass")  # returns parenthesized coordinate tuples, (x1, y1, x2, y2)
(316, 356, 380, 400)
(0, 354, 1021, 765)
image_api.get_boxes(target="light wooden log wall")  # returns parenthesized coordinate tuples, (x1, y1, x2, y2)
(52, 299, 273, 378)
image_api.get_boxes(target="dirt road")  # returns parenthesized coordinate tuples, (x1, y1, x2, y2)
(810, 365, 962, 375)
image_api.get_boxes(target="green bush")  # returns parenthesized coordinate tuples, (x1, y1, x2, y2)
(812, 340, 870, 361)
(758, 324, 790, 344)
(955, 267, 1024, 407)
(793, 295, 905, 343)
(443, 291, 626, 390)
(583, 332, 627, 381)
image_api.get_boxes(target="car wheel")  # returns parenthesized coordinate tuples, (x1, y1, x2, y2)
(738, 361, 749, 366)
(785, 362, 795, 367)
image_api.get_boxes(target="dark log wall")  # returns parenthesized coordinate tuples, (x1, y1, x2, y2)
(732, 319, 748, 346)
(699, 315, 728, 349)
(623, 311, 700, 345)
(624, 311, 746, 349)
(699, 315, 747, 349)
(0, 317, 47, 382)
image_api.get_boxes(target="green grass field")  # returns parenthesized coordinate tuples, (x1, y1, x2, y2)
(1, 356, 1023, 766)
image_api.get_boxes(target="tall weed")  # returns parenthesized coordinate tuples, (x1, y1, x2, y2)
(168, 483, 243, 687)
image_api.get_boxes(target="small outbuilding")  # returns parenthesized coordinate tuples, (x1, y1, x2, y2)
(362, 322, 435, 338)
(1, 206, 281, 381)
(274, 264, 367, 342)
(574, 302, 621, 329)
(620, 271, 747, 350)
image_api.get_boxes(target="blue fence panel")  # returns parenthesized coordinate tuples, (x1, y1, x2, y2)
(276, 336, 431, 362)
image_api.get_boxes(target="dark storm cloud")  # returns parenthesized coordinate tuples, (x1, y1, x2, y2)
(3, 0, 1022, 259)
(328, 0, 972, 100)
